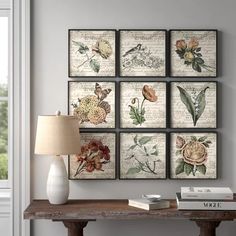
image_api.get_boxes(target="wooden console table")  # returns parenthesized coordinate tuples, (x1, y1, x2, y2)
(24, 199, 236, 236)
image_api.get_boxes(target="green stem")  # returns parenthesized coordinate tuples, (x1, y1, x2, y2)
(144, 160, 157, 175)
(140, 98, 146, 113)
(75, 161, 86, 177)
(74, 150, 99, 177)
(85, 52, 90, 60)
(201, 63, 215, 72)
(135, 98, 142, 125)
(134, 157, 158, 175)
(152, 160, 160, 173)
(132, 97, 146, 126)
(130, 106, 141, 124)
(77, 54, 95, 68)
(134, 158, 147, 172)
(130, 97, 146, 126)
(136, 144, 148, 155)
(135, 97, 140, 110)
(143, 146, 149, 156)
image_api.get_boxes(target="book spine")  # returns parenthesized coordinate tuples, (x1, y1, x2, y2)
(177, 201, 236, 210)
(181, 193, 233, 200)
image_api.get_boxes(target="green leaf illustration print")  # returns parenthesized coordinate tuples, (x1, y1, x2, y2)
(177, 86, 209, 126)
(184, 163, 194, 176)
(126, 167, 141, 175)
(90, 59, 100, 73)
(195, 87, 209, 124)
(138, 136, 152, 145)
(72, 41, 89, 54)
(197, 164, 206, 175)
(177, 86, 196, 123)
(175, 160, 185, 175)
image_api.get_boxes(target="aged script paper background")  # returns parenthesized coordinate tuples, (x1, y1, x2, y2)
(68, 82, 115, 128)
(170, 133, 217, 179)
(171, 31, 217, 77)
(70, 30, 116, 76)
(69, 133, 116, 179)
(120, 133, 166, 179)
(120, 82, 166, 128)
(171, 82, 217, 128)
(120, 30, 166, 76)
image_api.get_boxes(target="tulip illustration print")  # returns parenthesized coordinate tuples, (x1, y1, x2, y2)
(175, 135, 212, 177)
(175, 37, 216, 73)
(129, 85, 158, 125)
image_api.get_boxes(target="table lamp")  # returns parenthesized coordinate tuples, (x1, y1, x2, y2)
(34, 111, 81, 205)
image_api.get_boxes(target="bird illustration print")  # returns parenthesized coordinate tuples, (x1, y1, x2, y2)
(123, 44, 142, 57)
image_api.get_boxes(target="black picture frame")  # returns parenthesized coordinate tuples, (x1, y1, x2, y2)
(68, 80, 117, 129)
(118, 29, 167, 78)
(68, 131, 117, 180)
(169, 131, 218, 180)
(169, 81, 218, 129)
(68, 29, 117, 78)
(119, 81, 168, 129)
(169, 29, 218, 78)
(119, 131, 168, 180)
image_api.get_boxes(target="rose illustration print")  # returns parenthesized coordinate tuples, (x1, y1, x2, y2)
(73, 39, 113, 73)
(175, 135, 213, 177)
(175, 37, 216, 73)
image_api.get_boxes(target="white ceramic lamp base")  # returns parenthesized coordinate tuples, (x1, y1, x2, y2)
(47, 155, 69, 205)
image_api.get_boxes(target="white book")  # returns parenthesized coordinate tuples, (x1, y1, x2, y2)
(176, 193, 236, 210)
(128, 199, 170, 210)
(181, 187, 233, 200)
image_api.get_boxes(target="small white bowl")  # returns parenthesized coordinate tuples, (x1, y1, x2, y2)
(142, 194, 162, 202)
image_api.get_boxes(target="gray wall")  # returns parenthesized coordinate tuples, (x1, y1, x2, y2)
(31, 0, 236, 235)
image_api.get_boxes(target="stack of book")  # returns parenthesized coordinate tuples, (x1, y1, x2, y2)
(128, 198, 170, 210)
(176, 187, 235, 210)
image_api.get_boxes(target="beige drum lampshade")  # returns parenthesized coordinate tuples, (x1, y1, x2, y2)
(35, 114, 81, 155)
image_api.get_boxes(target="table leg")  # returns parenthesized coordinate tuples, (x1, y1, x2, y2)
(63, 221, 88, 236)
(194, 220, 221, 236)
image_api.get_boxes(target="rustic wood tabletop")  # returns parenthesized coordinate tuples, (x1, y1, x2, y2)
(24, 199, 236, 236)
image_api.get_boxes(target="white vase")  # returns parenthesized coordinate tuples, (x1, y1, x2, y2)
(46, 155, 69, 205)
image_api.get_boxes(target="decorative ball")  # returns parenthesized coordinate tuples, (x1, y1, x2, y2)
(55, 110, 61, 116)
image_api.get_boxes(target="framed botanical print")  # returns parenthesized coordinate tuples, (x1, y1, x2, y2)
(170, 132, 217, 179)
(170, 81, 217, 128)
(119, 30, 166, 77)
(69, 132, 116, 180)
(119, 132, 167, 179)
(68, 81, 116, 128)
(68, 29, 116, 77)
(170, 30, 218, 77)
(119, 82, 167, 128)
